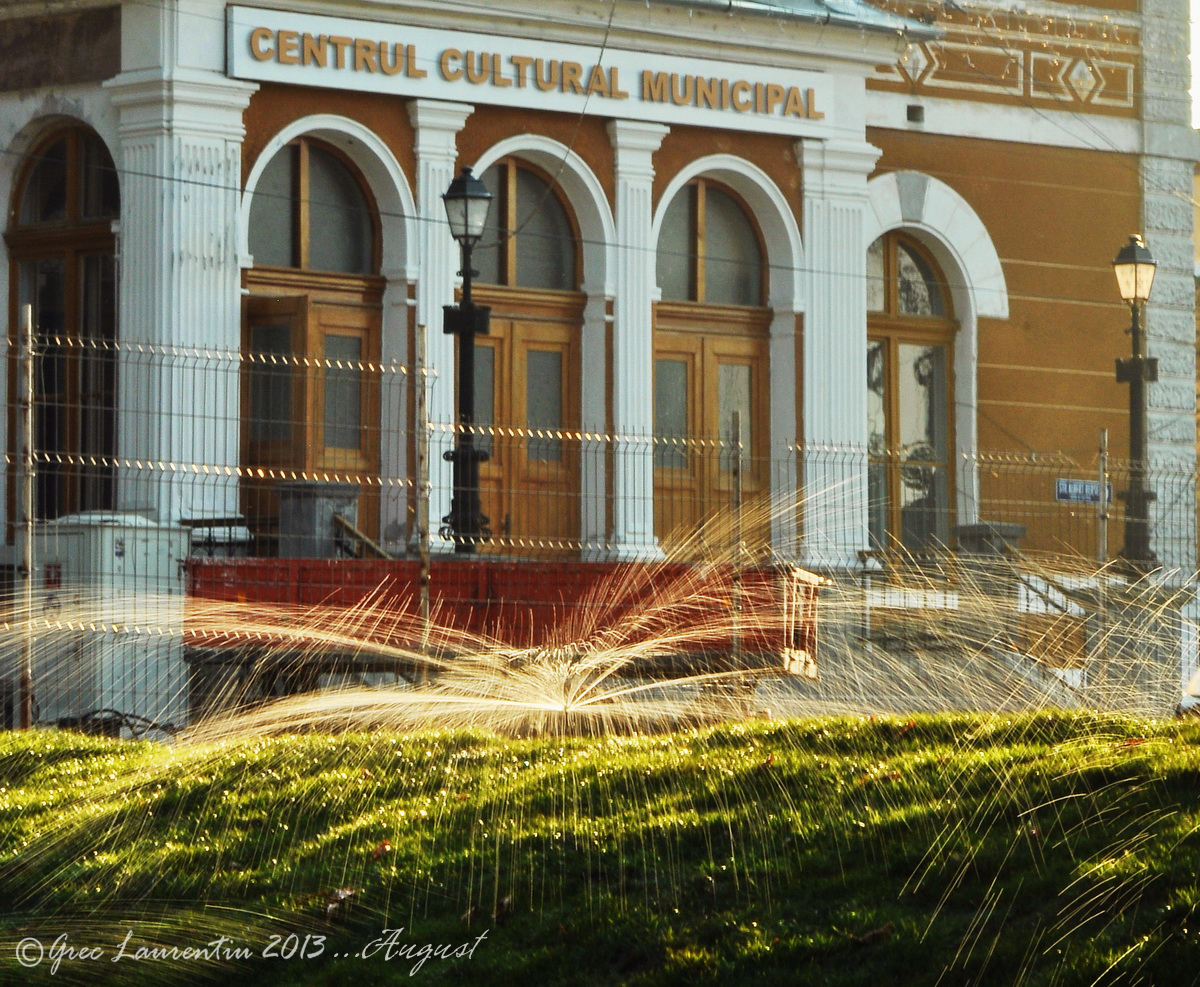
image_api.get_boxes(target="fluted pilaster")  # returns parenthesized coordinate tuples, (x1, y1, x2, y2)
(408, 99, 473, 547)
(608, 120, 669, 560)
(105, 68, 256, 523)
(800, 138, 880, 570)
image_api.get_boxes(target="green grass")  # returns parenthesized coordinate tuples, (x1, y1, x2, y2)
(3, 712, 1200, 985)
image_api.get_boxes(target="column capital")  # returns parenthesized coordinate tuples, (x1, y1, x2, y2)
(799, 138, 881, 192)
(608, 120, 670, 156)
(408, 99, 474, 157)
(105, 68, 257, 140)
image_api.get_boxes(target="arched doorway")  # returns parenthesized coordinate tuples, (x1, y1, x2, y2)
(471, 157, 583, 554)
(653, 177, 771, 556)
(5, 125, 120, 523)
(866, 231, 957, 555)
(242, 136, 384, 548)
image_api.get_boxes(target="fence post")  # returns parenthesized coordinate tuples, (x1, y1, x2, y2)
(731, 411, 743, 664)
(18, 304, 35, 729)
(416, 325, 431, 678)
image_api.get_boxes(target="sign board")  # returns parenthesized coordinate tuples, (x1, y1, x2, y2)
(1055, 479, 1112, 504)
(227, 6, 837, 138)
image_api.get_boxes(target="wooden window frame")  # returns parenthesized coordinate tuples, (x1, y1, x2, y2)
(659, 178, 768, 307)
(477, 157, 582, 291)
(251, 136, 382, 275)
(5, 126, 119, 528)
(867, 232, 958, 556)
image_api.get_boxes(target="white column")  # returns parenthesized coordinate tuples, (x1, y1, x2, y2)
(408, 100, 473, 549)
(379, 276, 415, 549)
(799, 138, 880, 571)
(607, 120, 669, 561)
(768, 309, 799, 556)
(579, 288, 610, 555)
(105, 69, 256, 524)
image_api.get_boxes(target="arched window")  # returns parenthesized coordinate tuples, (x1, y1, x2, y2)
(656, 179, 764, 307)
(653, 178, 769, 553)
(248, 137, 376, 274)
(6, 126, 119, 521)
(474, 159, 579, 291)
(243, 137, 383, 547)
(867, 232, 956, 555)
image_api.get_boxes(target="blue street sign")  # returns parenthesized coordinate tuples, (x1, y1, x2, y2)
(1055, 478, 1112, 504)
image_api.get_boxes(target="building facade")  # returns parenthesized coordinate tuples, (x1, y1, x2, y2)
(0, 0, 1197, 723)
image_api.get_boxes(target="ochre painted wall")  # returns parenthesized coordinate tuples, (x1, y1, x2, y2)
(871, 127, 1141, 463)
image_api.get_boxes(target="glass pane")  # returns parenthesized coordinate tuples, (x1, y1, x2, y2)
(868, 461, 889, 553)
(474, 344, 495, 456)
(20, 258, 67, 519)
(867, 340, 887, 457)
(718, 362, 752, 473)
(896, 242, 946, 317)
(901, 465, 949, 551)
(20, 138, 68, 224)
(81, 133, 119, 220)
(324, 334, 362, 449)
(308, 146, 373, 274)
(248, 149, 296, 269)
(654, 358, 688, 469)
(897, 344, 948, 463)
(515, 167, 574, 290)
(79, 255, 117, 511)
(656, 189, 691, 301)
(526, 349, 562, 462)
(704, 186, 762, 306)
(473, 166, 503, 285)
(248, 322, 294, 443)
(866, 237, 885, 313)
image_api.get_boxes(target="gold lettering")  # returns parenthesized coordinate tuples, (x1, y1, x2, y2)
(806, 87, 825, 120)
(379, 42, 403, 76)
(249, 27, 274, 62)
(670, 73, 694, 106)
(511, 54, 534, 87)
(586, 64, 609, 97)
(276, 29, 300, 65)
(642, 70, 670, 102)
(755, 82, 765, 113)
(492, 53, 511, 87)
(561, 61, 585, 94)
(465, 50, 489, 84)
(355, 39, 379, 72)
(609, 67, 629, 99)
(440, 48, 463, 81)
(535, 58, 559, 92)
(731, 79, 751, 111)
(783, 86, 805, 118)
(302, 33, 327, 67)
(721, 78, 730, 110)
(328, 36, 353, 69)
(696, 76, 720, 109)
(407, 46, 426, 78)
(765, 83, 785, 114)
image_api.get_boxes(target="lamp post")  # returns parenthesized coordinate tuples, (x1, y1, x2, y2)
(440, 166, 493, 553)
(1112, 233, 1157, 575)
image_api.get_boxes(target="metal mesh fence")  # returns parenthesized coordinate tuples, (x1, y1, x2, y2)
(0, 337, 1196, 731)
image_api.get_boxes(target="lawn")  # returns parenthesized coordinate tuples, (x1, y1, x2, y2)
(3, 712, 1200, 985)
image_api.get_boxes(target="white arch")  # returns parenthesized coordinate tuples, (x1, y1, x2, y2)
(471, 135, 616, 297)
(653, 154, 804, 315)
(865, 170, 1010, 526)
(865, 171, 1008, 320)
(240, 114, 416, 279)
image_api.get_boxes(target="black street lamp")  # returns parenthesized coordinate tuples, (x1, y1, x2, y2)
(1112, 233, 1158, 575)
(440, 166, 493, 553)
